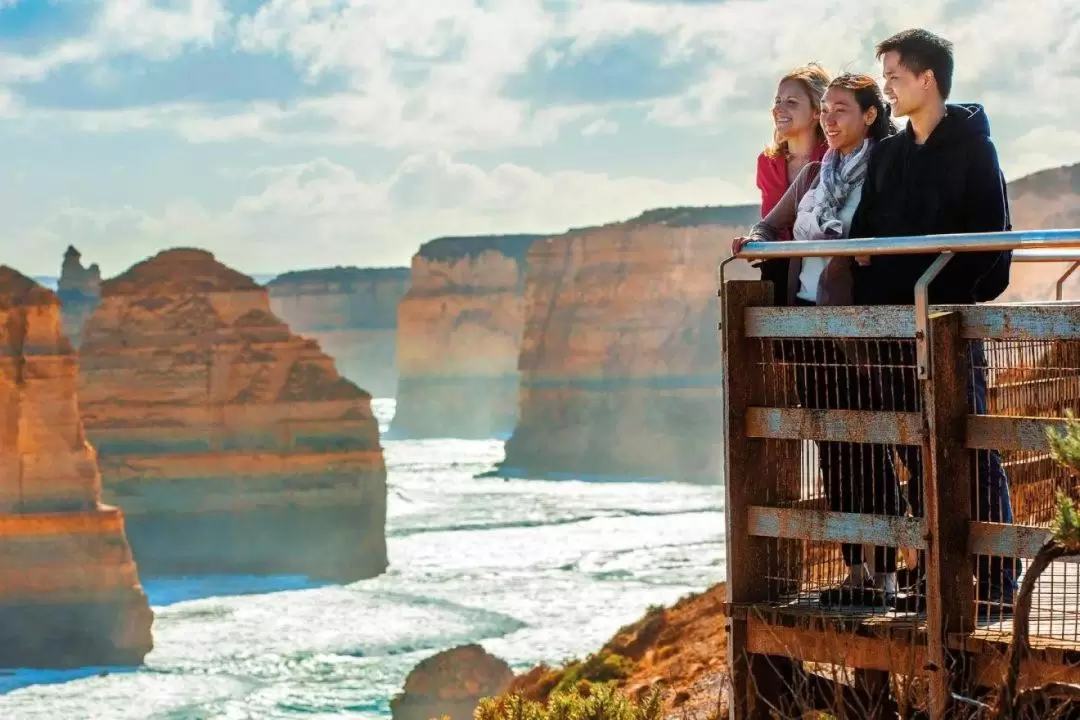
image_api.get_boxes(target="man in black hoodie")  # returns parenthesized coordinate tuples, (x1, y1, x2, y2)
(848, 28, 1019, 615)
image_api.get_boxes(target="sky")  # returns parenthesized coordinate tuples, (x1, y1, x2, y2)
(2, 0, 1078, 277)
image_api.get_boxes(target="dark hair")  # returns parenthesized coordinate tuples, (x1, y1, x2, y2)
(764, 62, 831, 158)
(828, 73, 897, 142)
(875, 28, 955, 100)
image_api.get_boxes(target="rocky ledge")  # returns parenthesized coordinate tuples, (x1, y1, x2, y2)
(0, 266, 153, 668)
(76, 249, 388, 581)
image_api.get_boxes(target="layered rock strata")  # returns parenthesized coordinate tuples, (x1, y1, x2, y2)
(391, 235, 546, 438)
(0, 267, 153, 668)
(498, 207, 759, 481)
(267, 267, 410, 397)
(77, 249, 388, 580)
(57, 245, 102, 346)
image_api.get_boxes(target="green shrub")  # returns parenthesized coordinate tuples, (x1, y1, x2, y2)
(549, 652, 633, 697)
(474, 685, 663, 720)
(1048, 410, 1080, 476)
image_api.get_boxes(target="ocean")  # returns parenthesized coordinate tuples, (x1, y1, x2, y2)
(0, 399, 725, 719)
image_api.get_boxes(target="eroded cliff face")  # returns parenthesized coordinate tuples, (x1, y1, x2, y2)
(267, 267, 410, 397)
(77, 248, 388, 580)
(0, 266, 153, 668)
(500, 207, 759, 481)
(391, 235, 546, 438)
(57, 245, 102, 346)
(1003, 162, 1080, 301)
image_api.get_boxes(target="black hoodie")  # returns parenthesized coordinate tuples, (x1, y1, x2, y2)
(848, 103, 1012, 305)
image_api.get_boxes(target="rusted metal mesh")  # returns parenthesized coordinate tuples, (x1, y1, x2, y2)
(754, 337, 924, 611)
(975, 338, 1080, 638)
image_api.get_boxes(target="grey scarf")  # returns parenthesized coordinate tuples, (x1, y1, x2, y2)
(812, 139, 871, 236)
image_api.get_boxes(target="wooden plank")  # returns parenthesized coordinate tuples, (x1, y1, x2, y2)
(745, 305, 914, 338)
(966, 521, 1080, 562)
(966, 415, 1069, 451)
(745, 304, 1080, 340)
(723, 280, 781, 720)
(746, 407, 924, 445)
(958, 304, 1080, 340)
(922, 311, 974, 720)
(748, 506, 927, 548)
(746, 615, 927, 675)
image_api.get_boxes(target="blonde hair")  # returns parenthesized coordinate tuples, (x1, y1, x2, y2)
(764, 62, 831, 159)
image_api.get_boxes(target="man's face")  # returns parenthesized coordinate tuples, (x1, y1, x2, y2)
(881, 50, 932, 118)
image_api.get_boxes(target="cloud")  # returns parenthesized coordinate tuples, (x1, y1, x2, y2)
(0, 0, 227, 83)
(3, 0, 1080, 283)
(18, 153, 748, 276)
(3, 0, 1078, 162)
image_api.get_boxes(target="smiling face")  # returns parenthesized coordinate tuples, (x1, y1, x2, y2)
(881, 50, 934, 118)
(772, 79, 819, 143)
(819, 86, 876, 155)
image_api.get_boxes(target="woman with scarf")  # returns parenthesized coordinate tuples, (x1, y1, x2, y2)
(733, 73, 899, 607)
(754, 63, 830, 306)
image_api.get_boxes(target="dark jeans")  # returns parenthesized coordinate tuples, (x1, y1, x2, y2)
(786, 299, 903, 573)
(893, 340, 1020, 596)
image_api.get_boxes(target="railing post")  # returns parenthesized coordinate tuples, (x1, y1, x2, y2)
(723, 280, 787, 720)
(921, 311, 976, 718)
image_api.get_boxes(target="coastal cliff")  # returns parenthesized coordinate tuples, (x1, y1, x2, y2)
(56, 245, 102, 346)
(267, 267, 410, 397)
(77, 248, 388, 580)
(1004, 161, 1080, 301)
(391, 234, 546, 438)
(0, 267, 153, 668)
(499, 207, 759, 481)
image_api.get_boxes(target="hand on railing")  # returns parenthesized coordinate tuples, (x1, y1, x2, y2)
(731, 236, 752, 256)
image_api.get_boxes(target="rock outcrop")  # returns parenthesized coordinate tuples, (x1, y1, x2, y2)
(1003, 161, 1080, 301)
(0, 267, 153, 669)
(391, 234, 546, 438)
(57, 245, 102, 346)
(77, 248, 388, 580)
(267, 267, 410, 397)
(498, 207, 759, 481)
(390, 644, 514, 720)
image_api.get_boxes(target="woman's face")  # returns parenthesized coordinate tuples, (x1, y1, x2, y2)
(772, 79, 818, 142)
(820, 86, 876, 155)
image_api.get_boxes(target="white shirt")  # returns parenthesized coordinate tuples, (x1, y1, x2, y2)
(793, 180, 863, 303)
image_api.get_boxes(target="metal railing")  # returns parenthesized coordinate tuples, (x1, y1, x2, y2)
(721, 229, 1080, 379)
(720, 228, 1080, 720)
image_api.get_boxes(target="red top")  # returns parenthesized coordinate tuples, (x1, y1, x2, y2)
(755, 141, 828, 240)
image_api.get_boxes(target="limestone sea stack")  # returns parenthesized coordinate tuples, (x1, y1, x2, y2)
(267, 266, 410, 397)
(77, 249, 388, 580)
(498, 207, 759, 482)
(56, 245, 102, 346)
(0, 266, 153, 668)
(391, 234, 546, 438)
